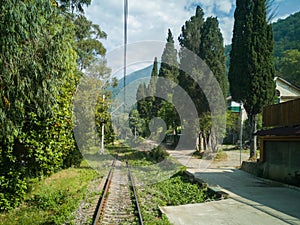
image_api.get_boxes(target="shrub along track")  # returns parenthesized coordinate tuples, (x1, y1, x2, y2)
(92, 155, 143, 225)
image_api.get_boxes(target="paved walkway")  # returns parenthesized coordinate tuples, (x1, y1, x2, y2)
(160, 149, 300, 225)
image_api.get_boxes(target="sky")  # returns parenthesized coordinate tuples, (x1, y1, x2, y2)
(85, 0, 300, 52)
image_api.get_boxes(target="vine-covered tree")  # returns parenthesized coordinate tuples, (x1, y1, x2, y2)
(0, 0, 80, 210)
(229, 0, 276, 158)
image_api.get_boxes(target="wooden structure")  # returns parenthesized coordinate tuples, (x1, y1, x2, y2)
(257, 98, 300, 186)
(263, 98, 300, 127)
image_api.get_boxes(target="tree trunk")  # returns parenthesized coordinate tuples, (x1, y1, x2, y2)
(249, 114, 258, 159)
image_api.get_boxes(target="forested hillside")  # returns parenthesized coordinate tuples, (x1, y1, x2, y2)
(273, 11, 300, 57)
(225, 11, 300, 86)
(273, 11, 300, 86)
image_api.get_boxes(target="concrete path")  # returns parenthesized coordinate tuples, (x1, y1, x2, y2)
(160, 149, 300, 225)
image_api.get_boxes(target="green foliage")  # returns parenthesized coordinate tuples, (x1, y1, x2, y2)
(177, 6, 227, 151)
(223, 111, 240, 144)
(95, 92, 116, 144)
(0, 0, 77, 210)
(229, 0, 275, 158)
(277, 49, 300, 86)
(178, 6, 205, 55)
(129, 109, 146, 138)
(178, 6, 207, 116)
(0, 164, 100, 225)
(158, 97, 180, 135)
(273, 11, 300, 58)
(200, 17, 227, 98)
(149, 146, 169, 162)
(0, 172, 27, 211)
(57, 0, 92, 14)
(74, 15, 107, 70)
(138, 171, 207, 225)
(227, 11, 300, 85)
(0, 0, 107, 211)
(158, 29, 179, 86)
(228, 0, 253, 103)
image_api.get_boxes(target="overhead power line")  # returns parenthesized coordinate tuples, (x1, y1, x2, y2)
(123, 0, 128, 113)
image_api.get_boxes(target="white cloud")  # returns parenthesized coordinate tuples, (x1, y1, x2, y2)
(84, 0, 298, 54)
(220, 16, 234, 45)
(85, 0, 236, 52)
(271, 13, 290, 23)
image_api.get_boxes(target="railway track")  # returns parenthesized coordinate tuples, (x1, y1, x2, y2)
(92, 156, 143, 225)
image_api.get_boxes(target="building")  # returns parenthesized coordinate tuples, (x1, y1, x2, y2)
(275, 76, 300, 103)
(226, 77, 300, 146)
(256, 98, 300, 186)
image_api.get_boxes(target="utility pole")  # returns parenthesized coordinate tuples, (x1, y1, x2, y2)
(239, 102, 243, 165)
(100, 95, 105, 154)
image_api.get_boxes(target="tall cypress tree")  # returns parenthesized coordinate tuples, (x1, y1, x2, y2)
(156, 29, 179, 98)
(177, 6, 207, 115)
(148, 57, 158, 96)
(136, 83, 148, 119)
(147, 57, 159, 119)
(157, 29, 180, 135)
(229, 0, 275, 158)
(178, 6, 205, 55)
(200, 17, 227, 98)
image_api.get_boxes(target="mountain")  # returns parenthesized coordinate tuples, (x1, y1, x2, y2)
(112, 64, 153, 98)
(110, 64, 153, 112)
(112, 11, 300, 103)
(225, 11, 300, 71)
(273, 11, 300, 57)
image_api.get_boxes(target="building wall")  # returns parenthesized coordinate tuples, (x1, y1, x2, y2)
(261, 141, 300, 186)
(276, 78, 300, 103)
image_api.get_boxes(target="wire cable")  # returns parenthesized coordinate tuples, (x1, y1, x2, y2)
(123, 0, 128, 113)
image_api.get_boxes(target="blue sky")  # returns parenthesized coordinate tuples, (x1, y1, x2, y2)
(85, 0, 300, 52)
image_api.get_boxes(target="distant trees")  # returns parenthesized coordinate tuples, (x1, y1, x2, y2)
(229, 0, 275, 159)
(133, 6, 227, 151)
(277, 49, 300, 87)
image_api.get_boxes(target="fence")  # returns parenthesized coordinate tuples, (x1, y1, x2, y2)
(263, 98, 300, 127)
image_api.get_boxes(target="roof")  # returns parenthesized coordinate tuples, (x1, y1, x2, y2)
(256, 126, 300, 136)
(275, 76, 300, 93)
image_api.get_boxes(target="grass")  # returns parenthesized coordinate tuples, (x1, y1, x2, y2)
(214, 150, 228, 162)
(0, 145, 209, 225)
(138, 171, 209, 225)
(0, 161, 101, 225)
(106, 145, 209, 225)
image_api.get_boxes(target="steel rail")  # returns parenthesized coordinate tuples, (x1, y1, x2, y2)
(127, 161, 144, 225)
(92, 155, 143, 225)
(92, 158, 116, 225)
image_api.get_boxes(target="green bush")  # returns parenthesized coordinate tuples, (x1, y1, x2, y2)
(0, 172, 27, 211)
(149, 146, 169, 162)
